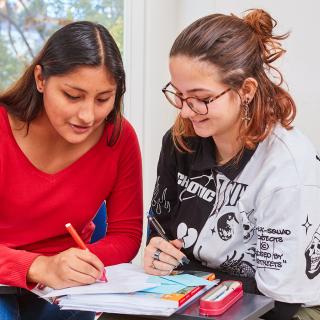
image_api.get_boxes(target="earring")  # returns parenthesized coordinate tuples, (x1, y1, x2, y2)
(242, 97, 251, 122)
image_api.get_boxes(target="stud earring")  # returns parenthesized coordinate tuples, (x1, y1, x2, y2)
(242, 97, 251, 122)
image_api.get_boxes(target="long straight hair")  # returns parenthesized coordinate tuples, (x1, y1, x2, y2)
(0, 21, 125, 146)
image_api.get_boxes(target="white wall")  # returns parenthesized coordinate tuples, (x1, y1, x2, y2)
(175, 0, 320, 150)
(126, 0, 320, 264)
(125, 0, 179, 264)
(143, 0, 179, 213)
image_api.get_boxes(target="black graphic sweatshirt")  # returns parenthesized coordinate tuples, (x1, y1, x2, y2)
(149, 124, 320, 314)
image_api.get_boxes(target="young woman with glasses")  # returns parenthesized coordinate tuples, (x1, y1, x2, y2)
(144, 9, 320, 320)
(0, 21, 142, 320)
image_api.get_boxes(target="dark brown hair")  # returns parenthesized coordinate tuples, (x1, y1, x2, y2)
(170, 9, 296, 152)
(0, 21, 125, 146)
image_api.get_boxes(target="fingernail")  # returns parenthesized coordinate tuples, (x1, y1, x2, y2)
(99, 269, 107, 282)
(182, 256, 190, 264)
(179, 256, 190, 266)
(38, 283, 46, 290)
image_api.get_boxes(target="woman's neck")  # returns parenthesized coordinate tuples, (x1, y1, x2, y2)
(213, 134, 243, 165)
(8, 111, 104, 174)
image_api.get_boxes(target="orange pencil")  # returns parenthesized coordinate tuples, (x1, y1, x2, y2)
(65, 223, 107, 282)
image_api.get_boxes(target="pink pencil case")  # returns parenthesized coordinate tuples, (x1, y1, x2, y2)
(199, 280, 243, 316)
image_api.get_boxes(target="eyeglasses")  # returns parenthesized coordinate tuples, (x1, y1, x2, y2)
(162, 82, 231, 115)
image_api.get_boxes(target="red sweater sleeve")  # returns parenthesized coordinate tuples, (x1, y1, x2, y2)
(0, 246, 41, 288)
(87, 121, 143, 264)
(1, 137, 41, 289)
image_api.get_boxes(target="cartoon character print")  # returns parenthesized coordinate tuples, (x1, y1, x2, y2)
(217, 212, 239, 241)
(305, 225, 320, 279)
(151, 176, 171, 215)
(220, 250, 256, 278)
(177, 222, 198, 249)
(240, 209, 256, 243)
(193, 174, 248, 266)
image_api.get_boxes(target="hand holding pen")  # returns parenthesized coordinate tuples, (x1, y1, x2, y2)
(27, 235, 105, 289)
(65, 223, 107, 282)
(144, 215, 190, 276)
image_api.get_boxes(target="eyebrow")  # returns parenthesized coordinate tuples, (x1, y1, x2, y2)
(170, 83, 214, 95)
(187, 88, 213, 94)
(64, 84, 115, 94)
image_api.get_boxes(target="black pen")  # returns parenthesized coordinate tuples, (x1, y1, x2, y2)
(148, 215, 190, 265)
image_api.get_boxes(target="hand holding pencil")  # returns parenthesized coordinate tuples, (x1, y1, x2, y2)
(144, 216, 190, 276)
(27, 223, 106, 289)
(65, 223, 107, 282)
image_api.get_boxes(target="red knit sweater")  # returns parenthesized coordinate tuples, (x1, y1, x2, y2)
(0, 106, 143, 288)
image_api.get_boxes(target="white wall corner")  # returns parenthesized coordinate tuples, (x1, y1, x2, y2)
(123, 0, 146, 147)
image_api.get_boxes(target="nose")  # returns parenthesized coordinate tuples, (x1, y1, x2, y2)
(78, 101, 95, 125)
(180, 101, 196, 119)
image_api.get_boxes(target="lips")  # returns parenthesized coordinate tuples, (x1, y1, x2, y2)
(72, 124, 90, 129)
(191, 118, 208, 125)
(70, 123, 92, 134)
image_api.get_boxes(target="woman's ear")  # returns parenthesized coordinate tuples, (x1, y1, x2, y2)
(34, 65, 45, 93)
(239, 77, 258, 102)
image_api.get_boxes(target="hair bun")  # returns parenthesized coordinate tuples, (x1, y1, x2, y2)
(243, 9, 289, 64)
(243, 9, 274, 40)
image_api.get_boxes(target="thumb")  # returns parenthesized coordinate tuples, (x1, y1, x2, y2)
(170, 239, 184, 250)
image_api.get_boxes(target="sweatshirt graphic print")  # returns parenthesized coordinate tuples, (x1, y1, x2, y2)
(150, 125, 320, 306)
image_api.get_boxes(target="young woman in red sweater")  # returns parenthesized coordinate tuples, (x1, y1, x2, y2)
(0, 21, 143, 320)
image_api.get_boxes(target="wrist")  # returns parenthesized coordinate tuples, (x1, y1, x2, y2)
(27, 255, 49, 284)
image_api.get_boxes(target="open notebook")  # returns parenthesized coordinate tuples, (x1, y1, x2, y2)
(33, 263, 219, 316)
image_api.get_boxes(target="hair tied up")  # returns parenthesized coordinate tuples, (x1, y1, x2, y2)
(243, 9, 289, 64)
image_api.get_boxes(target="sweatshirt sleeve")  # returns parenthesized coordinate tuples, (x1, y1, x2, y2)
(254, 184, 320, 307)
(148, 130, 178, 241)
(0, 245, 41, 288)
(88, 121, 143, 264)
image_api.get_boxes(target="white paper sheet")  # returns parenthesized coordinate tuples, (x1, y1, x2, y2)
(36, 263, 219, 317)
(58, 281, 218, 316)
(43, 263, 160, 298)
